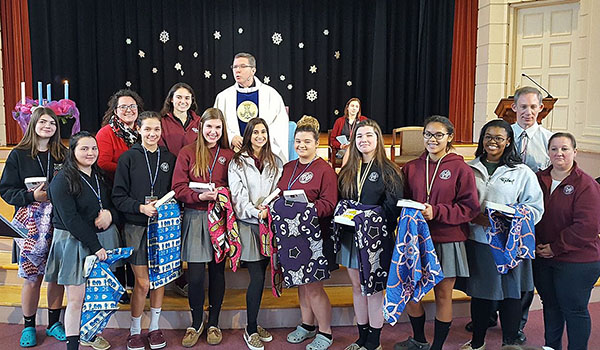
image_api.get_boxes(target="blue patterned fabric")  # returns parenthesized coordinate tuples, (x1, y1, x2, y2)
(147, 200, 182, 289)
(333, 199, 392, 296)
(12, 202, 53, 281)
(384, 208, 444, 325)
(485, 204, 535, 274)
(80, 247, 133, 342)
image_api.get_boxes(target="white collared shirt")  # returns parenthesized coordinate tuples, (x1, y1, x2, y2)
(511, 123, 554, 172)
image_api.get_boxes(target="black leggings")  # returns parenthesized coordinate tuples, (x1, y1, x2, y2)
(188, 260, 226, 329)
(245, 259, 269, 333)
(471, 297, 521, 347)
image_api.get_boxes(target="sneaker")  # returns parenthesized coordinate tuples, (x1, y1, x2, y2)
(257, 326, 273, 342)
(207, 326, 222, 345)
(344, 343, 361, 350)
(359, 346, 382, 350)
(459, 341, 486, 350)
(394, 337, 430, 350)
(127, 334, 145, 350)
(244, 329, 264, 350)
(81, 335, 111, 350)
(182, 324, 204, 348)
(147, 330, 166, 349)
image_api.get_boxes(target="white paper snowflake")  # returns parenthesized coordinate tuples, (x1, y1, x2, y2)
(138, 50, 145, 58)
(298, 42, 304, 49)
(346, 80, 353, 86)
(334, 109, 340, 115)
(263, 76, 270, 84)
(204, 70, 211, 79)
(238, 27, 244, 34)
(309, 65, 317, 74)
(152, 67, 158, 74)
(214, 31, 221, 40)
(280, 75, 286, 81)
(159, 30, 169, 44)
(178, 45, 183, 51)
(174, 62, 182, 71)
(193, 52, 198, 58)
(306, 89, 318, 102)
(323, 29, 329, 36)
(125, 81, 132, 87)
(221, 73, 227, 80)
(272, 32, 283, 45)
(287, 84, 293, 90)
(125, 38, 132, 45)
(334, 51, 341, 59)
(180, 70, 184, 76)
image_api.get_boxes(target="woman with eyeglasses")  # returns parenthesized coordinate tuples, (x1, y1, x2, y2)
(396, 115, 480, 350)
(458, 119, 544, 350)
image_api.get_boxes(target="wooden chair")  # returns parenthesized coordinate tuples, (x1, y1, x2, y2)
(390, 126, 424, 166)
(327, 129, 343, 169)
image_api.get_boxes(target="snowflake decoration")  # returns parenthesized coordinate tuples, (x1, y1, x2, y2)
(346, 80, 353, 86)
(287, 84, 293, 90)
(334, 109, 340, 115)
(280, 75, 286, 81)
(174, 62, 182, 71)
(138, 50, 145, 58)
(125, 81, 132, 87)
(159, 30, 169, 43)
(221, 73, 227, 80)
(178, 45, 183, 51)
(204, 70, 211, 79)
(152, 67, 158, 74)
(306, 89, 318, 102)
(298, 42, 304, 49)
(334, 51, 341, 59)
(125, 38, 132, 45)
(238, 27, 244, 34)
(309, 65, 317, 74)
(323, 29, 329, 36)
(213, 31, 221, 40)
(272, 32, 283, 45)
(180, 70, 184, 76)
(263, 76, 270, 84)
(193, 52, 198, 58)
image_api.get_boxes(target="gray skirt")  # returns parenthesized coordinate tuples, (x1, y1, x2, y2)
(238, 221, 267, 262)
(457, 240, 533, 300)
(123, 224, 148, 265)
(181, 209, 213, 263)
(336, 227, 359, 269)
(97, 224, 123, 269)
(434, 241, 470, 278)
(45, 229, 91, 286)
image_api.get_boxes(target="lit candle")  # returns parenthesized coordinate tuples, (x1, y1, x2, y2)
(64, 80, 69, 100)
(20, 82, 25, 104)
(46, 84, 52, 102)
(37, 81, 43, 106)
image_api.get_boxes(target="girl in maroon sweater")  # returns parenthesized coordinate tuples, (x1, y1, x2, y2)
(278, 116, 338, 350)
(329, 98, 368, 160)
(172, 108, 234, 347)
(534, 133, 600, 350)
(159, 82, 202, 157)
(396, 116, 480, 350)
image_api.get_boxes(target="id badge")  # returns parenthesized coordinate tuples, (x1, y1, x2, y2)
(145, 196, 158, 204)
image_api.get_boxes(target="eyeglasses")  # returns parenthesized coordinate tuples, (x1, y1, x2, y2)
(230, 64, 254, 70)
(423, 131, 449, 140)
(483, 135, 506, 143)
(117, 104, 138, 111)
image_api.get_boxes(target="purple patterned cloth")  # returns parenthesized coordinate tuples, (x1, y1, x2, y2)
(333, 199, 392, 296)
(270, 197, 330, 287)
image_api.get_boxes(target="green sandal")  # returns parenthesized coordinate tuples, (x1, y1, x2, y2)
(20, 327, 37, 347)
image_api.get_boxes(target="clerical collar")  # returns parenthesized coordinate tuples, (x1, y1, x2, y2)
(237, 80, 256, 89)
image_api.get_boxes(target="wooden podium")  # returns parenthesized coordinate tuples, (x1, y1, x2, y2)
(494, 97, 558, 124)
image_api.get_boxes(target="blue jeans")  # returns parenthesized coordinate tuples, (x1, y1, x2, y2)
(533, 258, 600, 350)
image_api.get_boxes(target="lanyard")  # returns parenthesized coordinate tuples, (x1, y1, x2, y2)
(80, 172, 103, 210)
(207, 145, 220, 184)
(357, 159, 374, 198)
(143, 146, 160, 196)
(425, 153, 447, 203)
(287, 157, 316, 190)
(37, 153, 51, 177)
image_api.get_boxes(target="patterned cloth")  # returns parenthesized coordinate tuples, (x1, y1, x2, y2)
(270, 197, 330, 287)
(259, 207, 283, 297)
(333, 200, 392, 296)
(109, 115, 138, 147)
(384, 208, 444, 325)
(486, 204, 535, 274)
(147, 200, 182, 289)
(12, 202, 54, 281)
(207, 187, 242, 271)
(80, 247, 133, 342)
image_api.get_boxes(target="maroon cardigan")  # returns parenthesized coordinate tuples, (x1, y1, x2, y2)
(329, 115, 368, 150)
(159, 111, 201, 157)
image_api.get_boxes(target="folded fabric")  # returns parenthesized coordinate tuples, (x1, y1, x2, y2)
(486, 203, 535, 274)
(12, 201, 53, 281)
(258, 207, 283, 297)
(384, 208, 444, 325)
(147, 199, 182, 289)
(207, 187, 242, 271)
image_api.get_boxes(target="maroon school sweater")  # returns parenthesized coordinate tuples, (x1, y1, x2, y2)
(402, 152, 480, 243)
(159, 111, 201, 157)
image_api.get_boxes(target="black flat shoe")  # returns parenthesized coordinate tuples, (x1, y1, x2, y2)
(119, 292, 130, 304)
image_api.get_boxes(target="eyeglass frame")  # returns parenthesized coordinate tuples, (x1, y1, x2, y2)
(483, 135, 507, 143)
(116, 104, 138, 111)
(230, 64, 255, 70)
(423, 131, 450, 140)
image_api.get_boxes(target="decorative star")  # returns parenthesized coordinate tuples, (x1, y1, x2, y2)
(272, 32, 283, 45)
(221, 73, 227, 80)
(138, 50, 145, 58)
(287, 84, 293, 90)
(334, 51, 341, 59)
(174, 62, 182, 71)
(180, 70, 184, 76)
(263, 76, 270, 84)
(213, 31, 221, 40)
(125, 81, 132, 87)
(159, 30, 169, 43)
(152, 67, 158, 74)
(334, 109, 339, 115)
(193, 52, 198, 58)
(309, 65, 317, 74)
(306, 89, 318, 102)
(298, 42, 304, 49)
(323, 29, 329, 36)
(204, 70, 211, 79)
(125, 38, 132, 45)
(178, 45, 183, 51)
(238, 27, 244, 34)
(347, 80, 353, 86)
(279, 75, 285, 81)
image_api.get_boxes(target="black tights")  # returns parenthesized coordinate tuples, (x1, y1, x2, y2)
(245, 259, 269, 334)
(188, 260, 226, 330)
(471, 297, 521, 348)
